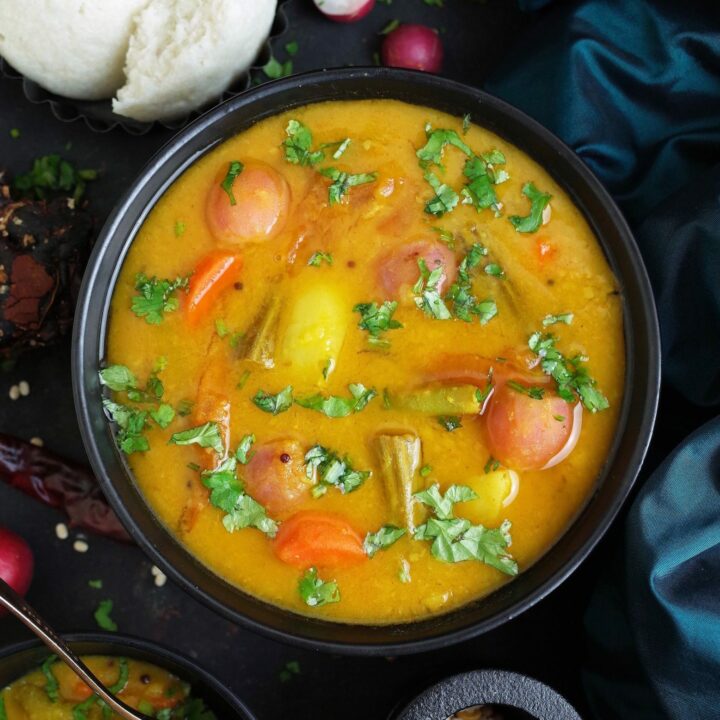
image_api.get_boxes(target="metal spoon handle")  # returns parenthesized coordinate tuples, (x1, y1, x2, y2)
(0, 578, 149, 720)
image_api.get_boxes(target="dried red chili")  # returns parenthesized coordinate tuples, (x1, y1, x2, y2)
(0, 433, 131, 543)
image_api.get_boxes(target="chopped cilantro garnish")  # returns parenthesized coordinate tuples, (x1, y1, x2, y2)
(364, 525, 406, 557)
(506, 380, 546, 400)
(413, 258, 451, 319)
(236, 434, 255, 464)
(263, 56, 293, 79)
(295, 384, 376, 418)
(304, 445, 371, 496)
(462, 113, 471, 134)
(237, 370, 251, 390)
(509, 182, 552, 233)
(174, 220, 186, 237)
(431, 226, 455, 248)
(298, 568, 340, 607)
(528, 332, 609, 412)
(542, 312, 574, 327)
(177, 399, 194, 416)
(416, 127, 473, 168)
(461, 153, 507, 216)
(201, 457, 277, 537)
(282, 120, 324, 167)
(285, 41, 299, 56)
(169, 421, 224, 455)
(554, 414, 566, 422)
(279, 660, 301, 683)
(319, 167, 378, 205)
(150, 403, 175, 429)
(131, 273, 189, 325)
(14, 154, 96, 202)
(9, 128, 20, 139)
(484, 456, 500, 474)
(253, 386, 294, 415)
(380, 19, 400, 34)
(445, 244, 498, 324)
(94, 599, 118, 631)
(102, 400, 150, 454)
(99, 365, 137, 392)
(308, 251, 333, 267)
(88, 579, 103, 589)
(438, 415, 462, 431)
(354, 300, 403, 347)
(215, 319, 229, 337)
(484, 263, 505, 278)
(413, 484, 517, 573)
(423, 170, 459, 216)
(40, 656, 59, 702)
(420, 464, 433, 477)
(220, 161, 244, 206)
(414, 484, 477, 519)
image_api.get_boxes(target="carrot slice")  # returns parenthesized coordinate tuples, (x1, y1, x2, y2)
(185, 251, 241, 324)
(274, 511, 367, 569)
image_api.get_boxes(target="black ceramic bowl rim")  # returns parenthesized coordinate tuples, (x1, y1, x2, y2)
(0, 632, 255, 718)
(72, 67, 661, 656)
(392, 670, 581, 720)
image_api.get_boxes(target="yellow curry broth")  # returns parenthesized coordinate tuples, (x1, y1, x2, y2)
(0, 657, 187, 719)
(107, 100, 624, 623)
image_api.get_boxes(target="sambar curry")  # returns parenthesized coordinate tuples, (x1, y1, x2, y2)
(103, 100, 624, 623)
(0, 655, 212, 719)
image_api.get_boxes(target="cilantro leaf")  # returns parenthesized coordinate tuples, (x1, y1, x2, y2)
(40, 656, 59, 702)
(94, 599, 118, 631)
(103, 400, 150, 454)
(542, 312, 574, 327)
(509, 182, 552, 233)
(414, 517, 518, 575)
(414, 483, 477, 520)
(364, 525, 406, 557)
(438, 415, 463, 431)
(423, 171, 459, 216)
(416, 127, 473, 168)
(236, 434, 255, 464)
(353, 300, 403, 347)
(131, 273, 189, 325)
(253, 386, 294, 415)
(295, 383, 376, 418)
(304, 445, 371, 496)
(319, 167, 378, 205)
(13, 154, 96, 202)
(263, 56, 293, 80)
(150, 403, 175, 428)
(282, 120, 324, 166)
(98, 365, 137, 392)
(298, 568, 340, 607)
(413, 258, 451, 320)
(308, 251, 333, 267)
(223, 494, 278, 537)
(170, 422, 224, 454)
(220, 161, 244, 205)
(445, 244, 498, 324)
(506, 380, 546, 400)
(528, 331, 609, 412)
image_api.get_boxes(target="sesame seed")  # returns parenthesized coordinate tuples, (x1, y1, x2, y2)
(55, 523, 69, 540)
(8, 385, 19, 401)
(153, 569, 167, 587)
(73, 539, 89, 553)
(17, 380, 30, 396)
(30, 437, 44, 447)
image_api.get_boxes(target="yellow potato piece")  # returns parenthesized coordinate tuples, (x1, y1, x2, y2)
(278, 277, 348, 382)
(457, 471, 518, 526)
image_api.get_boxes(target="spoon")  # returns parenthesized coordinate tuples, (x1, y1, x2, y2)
(0, 578, 150, 720)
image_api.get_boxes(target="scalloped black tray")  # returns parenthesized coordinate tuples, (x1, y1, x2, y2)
(0, 0, 289, 135)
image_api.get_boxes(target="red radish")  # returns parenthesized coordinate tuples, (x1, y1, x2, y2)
(381, 24, 443, 73)
(313, 0, 375, 23)
(0, 527, 34, 612)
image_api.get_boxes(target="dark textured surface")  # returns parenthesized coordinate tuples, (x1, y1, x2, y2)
(0, 1, 714, 718)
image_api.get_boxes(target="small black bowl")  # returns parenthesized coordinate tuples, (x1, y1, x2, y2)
(72, 67, 661, 655)
(0, 632, 255, 718)
(391, 670, 581, 720)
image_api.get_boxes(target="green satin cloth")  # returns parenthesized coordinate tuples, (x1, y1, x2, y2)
(486, 1, 720, 717)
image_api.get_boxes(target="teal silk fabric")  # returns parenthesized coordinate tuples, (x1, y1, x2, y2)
(486, 1, 720, 717)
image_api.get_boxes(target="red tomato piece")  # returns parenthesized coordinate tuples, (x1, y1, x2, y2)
(273, 511, 367, 569)
(243, 440, 311, 516)
(486, 380, 581, 471)
(377, 239, 457, 299)
(206, 161, 290, 246)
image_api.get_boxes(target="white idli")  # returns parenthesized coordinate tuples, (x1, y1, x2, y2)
(0, 0, 149, 100)
(112, 0, 277, 122)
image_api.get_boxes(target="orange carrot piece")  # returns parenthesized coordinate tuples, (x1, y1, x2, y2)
(273, 511, 367, 569)
(185, 251, 241, 324)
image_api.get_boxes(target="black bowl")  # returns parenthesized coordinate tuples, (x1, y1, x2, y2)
(72, 67, 661, 655)
(391, 670, 581, 720)
(0, 632, 255, 718)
